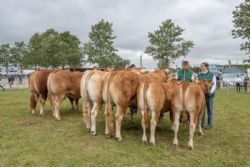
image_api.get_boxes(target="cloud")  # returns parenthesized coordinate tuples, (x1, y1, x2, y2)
(0, 0, 247, 68)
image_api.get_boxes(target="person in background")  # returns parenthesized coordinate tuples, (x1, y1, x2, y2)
(177, 60, 195, 82)
(235, 74, 242, 93)
(8, 75, 15, 88)
(18, 74, 23, 85)
(198, 62, 216, 130)
(244, 75, 249, 92)
(0, 72, 5, 91)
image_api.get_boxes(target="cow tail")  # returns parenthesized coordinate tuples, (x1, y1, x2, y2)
(143, 79, 150, 128)
(81, 70, 95, 99)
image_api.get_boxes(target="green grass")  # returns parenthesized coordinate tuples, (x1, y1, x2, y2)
(0, 89, 249, 167)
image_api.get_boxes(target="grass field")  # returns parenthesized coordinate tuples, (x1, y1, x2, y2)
(0, 89, 250, 167)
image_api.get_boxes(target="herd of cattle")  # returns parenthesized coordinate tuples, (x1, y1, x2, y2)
(28, 69, 211, 150)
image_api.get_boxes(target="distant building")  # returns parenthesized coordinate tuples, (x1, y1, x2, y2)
(223, 66, 245, 73)
(209, 64, 224, 72)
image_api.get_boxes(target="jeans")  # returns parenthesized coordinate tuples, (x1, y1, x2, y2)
(202, 96, 214, 127)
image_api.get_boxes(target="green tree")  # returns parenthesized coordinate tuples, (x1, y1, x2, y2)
(0, 44, 11, 74)
(232, 0, 250, 63)
(59, 31, 82, 69)
(24, 29, 83, 69)
(145, 19, 194, 67)
(10, 41, 27, 73)
(157, 58, 169, 68)
(39, 29, 62, 68)
(23, 33, 43, 69)
(83, 19, 126, 68)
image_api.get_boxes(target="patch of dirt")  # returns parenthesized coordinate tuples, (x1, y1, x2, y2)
(16, 120, 38, 126)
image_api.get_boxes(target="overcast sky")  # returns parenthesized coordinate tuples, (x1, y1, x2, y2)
(0, 0, 247, 68)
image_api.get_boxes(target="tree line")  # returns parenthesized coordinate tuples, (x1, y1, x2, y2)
(0, 19, 195, 73)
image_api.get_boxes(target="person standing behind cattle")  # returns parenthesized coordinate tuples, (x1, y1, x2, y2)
(199, 62, 216, 130)
(177, 60, 195, 82)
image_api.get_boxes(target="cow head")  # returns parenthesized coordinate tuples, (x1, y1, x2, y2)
(195, 80, 213, 95)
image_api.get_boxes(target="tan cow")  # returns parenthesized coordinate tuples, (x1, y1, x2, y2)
(130, 69, 169, 121)
(138, 79, 174, 145)
(29, 69, 53, 115)
(140, 80, 210, 148)
(80, 70, 110, 135)
(170, 80, 210, 150)
(104, 70, 140, 140)
(47, 70, 82, 120)
(104, 69, 169, 140)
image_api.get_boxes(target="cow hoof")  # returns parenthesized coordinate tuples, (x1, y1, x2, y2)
(173, 144, 178, 149)
(87, 128, 91, 132)
(90, 131, 97, 136)
(105, 134, 111, 138)
(39, 114, 45, 117)
(189, 146, 194, 150)
(115, 137, 122, 141)
(55, 118, 61, 121)
(199, 132, 204, 136)
(142, 140, 148, 144)
(149, 142, 155, 146)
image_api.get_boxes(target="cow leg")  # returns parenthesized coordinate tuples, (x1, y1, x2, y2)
(149, 111, 161, 146)
(140, 109, 148, 143)
(115, 105, 126, 141)
(54, 96, 63, 121)
(188, 112, 196, 150)
(82, 97, 91, 130)
(198, 110, 205, 136)
(90, 102, 100, 136)
(48, 93, 55, 117)
(75, 99, 79, 111)
(172, 110, 180, 148)
(104, 103, 114, 137)
(39, 94, 47, 116)
(30, 94, 37, 114)
(69, 97, 76, 110)
(170, 110, 174, 130)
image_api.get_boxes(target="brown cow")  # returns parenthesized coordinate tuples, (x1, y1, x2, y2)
(47, 70, 82, 120)
(140, 80, 210, 148)
(29, 69, 53, 115)
(104, 69, 169, 140)
(80, 70, 110, 135)
(138, 79, 173, 145)
(130, 69, 169, 121)
(104, 70, 140, 140)
(170, 80, 210, 150)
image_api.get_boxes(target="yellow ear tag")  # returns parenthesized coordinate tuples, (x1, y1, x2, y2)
(207, 83, 212, 88)
(195, 80, 200, 84)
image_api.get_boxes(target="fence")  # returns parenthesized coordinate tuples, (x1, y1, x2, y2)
(0, 77, 29, 89)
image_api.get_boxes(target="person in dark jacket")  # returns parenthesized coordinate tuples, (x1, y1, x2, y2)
(244, 75, 249, 92)
(8, 75, 15, 88)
